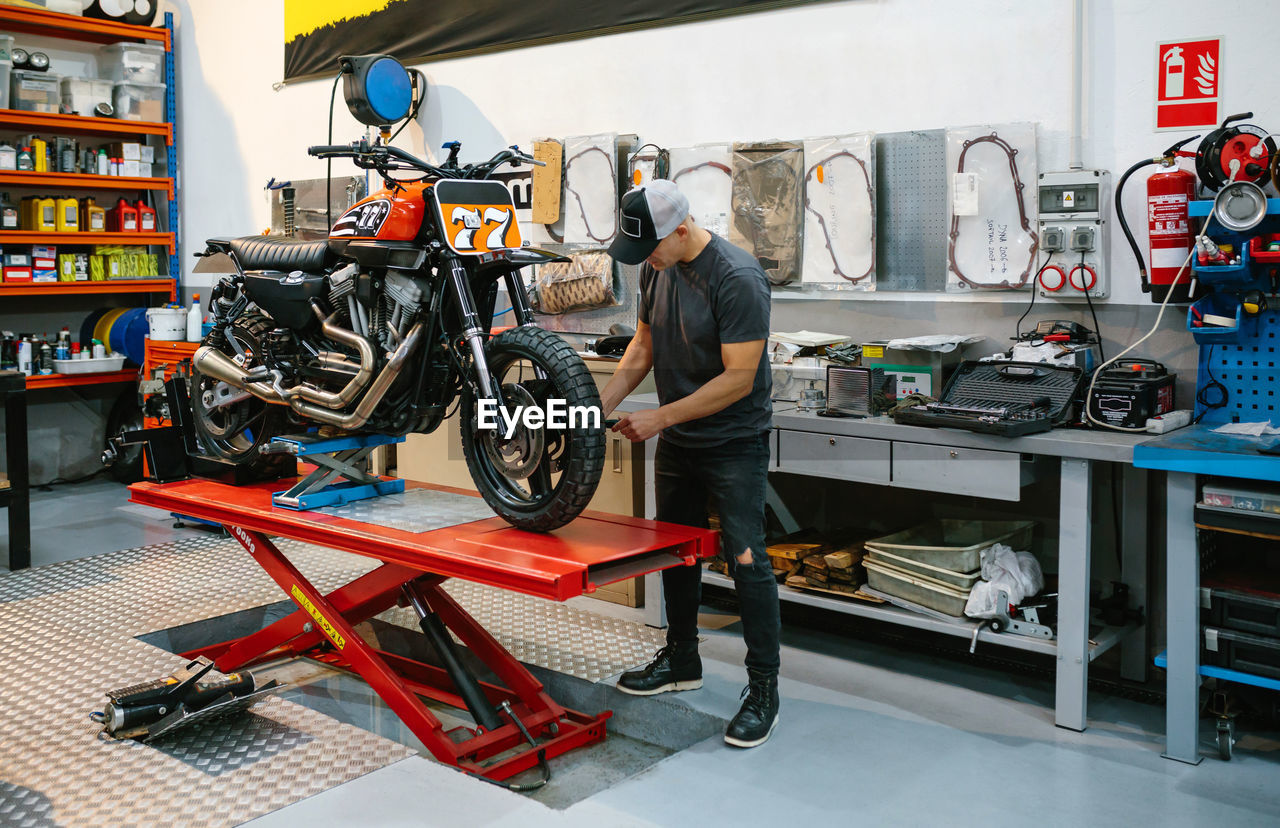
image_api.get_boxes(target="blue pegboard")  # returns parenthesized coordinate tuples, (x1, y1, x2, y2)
(1194, 309, 1280, 426)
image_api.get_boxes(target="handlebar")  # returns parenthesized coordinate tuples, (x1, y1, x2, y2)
(306, 141, 543, 179)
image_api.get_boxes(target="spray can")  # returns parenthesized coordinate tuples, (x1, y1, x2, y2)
(55, 327, 70, 360)
(38, 338, 53, 374)
(17, 338, 32, 375)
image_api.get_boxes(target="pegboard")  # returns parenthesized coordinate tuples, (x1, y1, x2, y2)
(875, 129, 948, 292)
(1195, 309, 1280, 426)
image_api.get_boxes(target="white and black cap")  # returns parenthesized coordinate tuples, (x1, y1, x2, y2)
(607, 179, 690, 265)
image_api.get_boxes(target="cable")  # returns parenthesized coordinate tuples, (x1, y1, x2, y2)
(1080, 249, 1106, 363)
(387, 69, 427, 145)
(1193, 345, 1228, 423)
(326, 70, 341, 230)
(1115, 156, 1159, 292)
(1015, 254, 1055, 341)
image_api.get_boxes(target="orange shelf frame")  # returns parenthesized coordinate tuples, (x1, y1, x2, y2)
(0, 6, 168, 48)
(0, 230, 174, 252)
(0, 278, 175, 299)
(25, 369, 136, 389)
(0, 110, 172, 145)
(0, 171, 174, 198)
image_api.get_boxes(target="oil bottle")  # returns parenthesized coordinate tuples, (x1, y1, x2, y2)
(55, 195, 79, 231)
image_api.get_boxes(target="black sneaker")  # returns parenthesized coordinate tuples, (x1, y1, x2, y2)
(616, 642, 702, 696)
(724, 674, 779, 748)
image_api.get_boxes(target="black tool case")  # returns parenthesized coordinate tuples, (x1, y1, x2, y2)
(893, 361, 1086, 437)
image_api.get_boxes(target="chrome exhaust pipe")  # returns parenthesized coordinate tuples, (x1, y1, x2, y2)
(289, 319, 425, 429)
(286, 305, 375, 409)
(193, 318, 424, 429)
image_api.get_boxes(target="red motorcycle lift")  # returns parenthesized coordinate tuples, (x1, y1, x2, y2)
(129, 478, 718, 782)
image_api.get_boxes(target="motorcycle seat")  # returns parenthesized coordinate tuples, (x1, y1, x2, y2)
(224, 236, 336, 272)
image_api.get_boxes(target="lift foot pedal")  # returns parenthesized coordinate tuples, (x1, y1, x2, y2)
(92, 656, 285, 742)
(266, 432, 405, 510)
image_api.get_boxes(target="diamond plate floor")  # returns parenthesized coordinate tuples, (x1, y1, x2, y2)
(0, 531, 667, 827)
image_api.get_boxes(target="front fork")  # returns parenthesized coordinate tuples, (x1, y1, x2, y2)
(443, 253, 497, 399)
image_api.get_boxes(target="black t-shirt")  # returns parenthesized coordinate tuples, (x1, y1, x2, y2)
(638, 233, 773, 447)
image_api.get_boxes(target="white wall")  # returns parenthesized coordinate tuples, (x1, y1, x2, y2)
(170, 0, 1277, 306)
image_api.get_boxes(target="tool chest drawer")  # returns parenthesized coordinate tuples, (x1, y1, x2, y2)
(890, 442, 1043, 501)
(775, 429, 890, 484)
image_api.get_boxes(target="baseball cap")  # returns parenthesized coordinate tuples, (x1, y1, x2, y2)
(607, 179, 690, 265)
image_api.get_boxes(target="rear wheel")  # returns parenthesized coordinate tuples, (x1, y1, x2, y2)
(191, 314, 284, 463)
(460, 327, 605, 532)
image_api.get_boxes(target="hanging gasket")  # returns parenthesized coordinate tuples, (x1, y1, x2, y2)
(947, 133, 1039, 289)
(563, 145, 618, 243)
(803, 150, 875, 284)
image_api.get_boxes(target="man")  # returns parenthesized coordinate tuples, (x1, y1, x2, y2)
(599, 179, 780, 749)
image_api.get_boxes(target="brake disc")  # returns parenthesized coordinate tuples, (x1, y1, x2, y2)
(481, 383, 546, 480)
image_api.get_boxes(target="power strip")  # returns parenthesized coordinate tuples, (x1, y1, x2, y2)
(1146, 409, 1192, 434)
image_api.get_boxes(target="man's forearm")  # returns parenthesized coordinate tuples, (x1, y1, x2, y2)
(600, 347, 653, 416)
(655, 369, 754, 428)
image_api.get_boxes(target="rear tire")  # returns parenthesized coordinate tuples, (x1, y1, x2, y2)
(191, 314, 285, 464)
(460, 327, 605, 532)
(104, 391, 144, 483)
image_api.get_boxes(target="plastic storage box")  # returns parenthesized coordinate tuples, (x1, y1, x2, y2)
(1206, 588, 1280, 639)
(864, 548, 981, 589)
(863, 558, 972, 617)
(99, 41, 165, 84)
(1202, 482, 1280, 514)
(11, 70, 63, 113)
(60, 77, 114, 117)
(0, 34, 13, 110)
(113, 81, 166, 122)
(1203, 626, 1280, 680)
(864, 520, 1036, 574)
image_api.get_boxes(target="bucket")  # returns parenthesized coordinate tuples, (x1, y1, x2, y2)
(146, 306, 186, 341)
(109, 307, 148, 365)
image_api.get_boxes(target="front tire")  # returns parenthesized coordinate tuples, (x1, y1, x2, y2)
(460, 327, 605, 532)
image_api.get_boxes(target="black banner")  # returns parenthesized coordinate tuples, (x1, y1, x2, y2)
(285, 0, 830, 82)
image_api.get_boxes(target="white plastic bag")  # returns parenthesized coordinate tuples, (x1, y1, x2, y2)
(802, 133, 876, 289)
(964, 543, 1045, 619)
(562, 133, 618, 246)
(668, 143, 733, 239)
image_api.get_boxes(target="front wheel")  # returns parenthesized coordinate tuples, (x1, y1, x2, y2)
(459, 327, 605, 532)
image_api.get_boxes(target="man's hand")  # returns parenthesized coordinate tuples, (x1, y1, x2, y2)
(612, 409, 668, 442)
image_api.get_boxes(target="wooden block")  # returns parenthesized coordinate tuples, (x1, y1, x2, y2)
(531, 140, 563, 224)
(802, 553, 829, 571)
(768, 542, 822, 561)
(824, 551, 854, 570)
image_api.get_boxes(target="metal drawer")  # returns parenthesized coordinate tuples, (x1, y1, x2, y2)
(890, 442, 1043, 501)
(775, 429, 890, 484)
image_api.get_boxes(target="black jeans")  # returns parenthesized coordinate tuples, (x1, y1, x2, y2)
(655, 431, 780, 677)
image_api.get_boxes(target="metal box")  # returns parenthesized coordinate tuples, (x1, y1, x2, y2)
(859, 340, 966, 399)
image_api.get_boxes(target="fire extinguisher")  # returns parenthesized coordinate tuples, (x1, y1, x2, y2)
(1115, 135, 1200, 303)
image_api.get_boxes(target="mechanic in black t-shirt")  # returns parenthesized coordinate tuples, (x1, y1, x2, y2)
(600, 179, 780, 749)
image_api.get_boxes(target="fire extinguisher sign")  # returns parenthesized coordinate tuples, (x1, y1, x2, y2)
(1155, 38, 1221, 131)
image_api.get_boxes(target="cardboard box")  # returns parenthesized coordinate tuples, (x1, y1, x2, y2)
(139, 144, 155, 164)
(33, 267, 56, 282)
(121, 159, 141, 178)
(107, 141, 141, 161)
(4, 267, 32, 282)
(32, 244, 56, 260)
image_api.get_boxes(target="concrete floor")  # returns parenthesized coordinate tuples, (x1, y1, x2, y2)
(5, 480, 1280, 827)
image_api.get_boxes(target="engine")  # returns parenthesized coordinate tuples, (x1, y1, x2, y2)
(326, 263, 424, 354)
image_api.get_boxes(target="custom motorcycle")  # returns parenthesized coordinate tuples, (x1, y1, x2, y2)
(190, 55, 604, 531)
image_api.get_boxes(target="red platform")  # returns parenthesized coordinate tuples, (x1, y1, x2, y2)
(129, 478, 718, 781)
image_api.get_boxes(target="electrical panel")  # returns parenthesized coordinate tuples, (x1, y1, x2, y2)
(1036, 169, 1110, 301)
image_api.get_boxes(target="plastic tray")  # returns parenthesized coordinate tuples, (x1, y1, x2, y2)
(52, 355, 126, 374)
(864, 558, 971, 617)
(1202, 482, 1280, 513)
(864, 549, 980, 589)
(864, 519, 1036, 573)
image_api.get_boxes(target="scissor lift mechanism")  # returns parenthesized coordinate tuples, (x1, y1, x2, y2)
(130, 478, 717, 782)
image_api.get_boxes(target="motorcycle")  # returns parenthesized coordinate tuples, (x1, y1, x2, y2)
(190, 55, 604, 532)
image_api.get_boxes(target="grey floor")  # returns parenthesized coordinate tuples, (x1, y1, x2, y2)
(5, 480, 1280, 827)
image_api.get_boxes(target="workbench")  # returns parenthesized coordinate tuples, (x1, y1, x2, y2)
(1134, 424, 1280, 764)
(618, 393, 1149, 732)
(129, 477, 717, 781)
